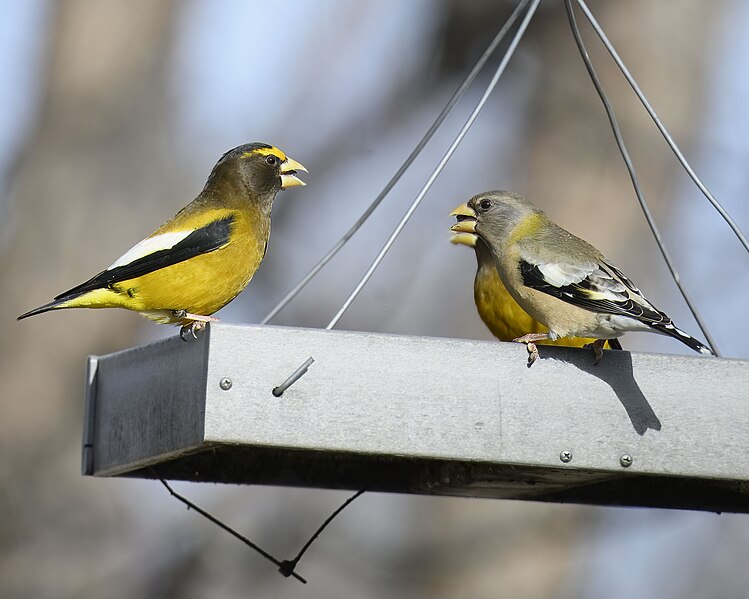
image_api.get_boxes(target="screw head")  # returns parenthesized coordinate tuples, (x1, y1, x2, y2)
(619, 454, 633, 468)
(219, 377, 233, 391)
(559, 450, 573, 463)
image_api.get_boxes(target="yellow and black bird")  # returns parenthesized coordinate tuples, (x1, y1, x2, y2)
(18, 142, 307, 339)
(450, 190, 712, 365)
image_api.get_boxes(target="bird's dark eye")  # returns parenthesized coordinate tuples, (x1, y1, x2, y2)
(265, 155, 278, 166)
(479, 198, 492, 211)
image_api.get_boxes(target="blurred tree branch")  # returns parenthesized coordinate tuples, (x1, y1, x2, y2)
(0, 1, 179, 597)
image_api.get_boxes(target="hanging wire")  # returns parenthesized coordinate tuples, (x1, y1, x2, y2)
(153, 473, 307, 584)
(564, 0, 720, 356)
(260, 0, 532, 325)
(151, 6, 542, 584)
(325, 0, 541, 330)
(576, 0, 749, 255)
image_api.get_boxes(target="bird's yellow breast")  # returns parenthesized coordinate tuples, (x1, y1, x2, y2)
(128, 210, 266, 316)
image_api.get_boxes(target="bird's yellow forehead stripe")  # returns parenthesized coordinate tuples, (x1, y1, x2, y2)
(241, 147, 287, 161)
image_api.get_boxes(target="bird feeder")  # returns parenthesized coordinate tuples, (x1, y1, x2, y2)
(83, 323, 749, 513)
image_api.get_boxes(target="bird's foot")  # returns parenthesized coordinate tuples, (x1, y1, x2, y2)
(591, 339, 606, 365)
(526, 342, 540, 367)
(512, 333, 549, 368)
(172, 310, 219, 323)
(180, 321, 206, 342)
(177, 312, 219, 342)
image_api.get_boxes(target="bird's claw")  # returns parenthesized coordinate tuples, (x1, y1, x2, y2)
(526, 342, 539, 368)
(180, 320, 206, 342)
(176, 310, 218, 342)
(591, 339, 606, 365)
(512, 333, 548, 368)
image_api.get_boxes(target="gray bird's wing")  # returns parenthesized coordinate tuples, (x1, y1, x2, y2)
(517, 251, 669, 325)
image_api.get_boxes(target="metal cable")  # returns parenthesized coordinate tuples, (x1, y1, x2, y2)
(260, 0, 532, 325)
(326, 0, 541, 330)
(564, 0, 720, 356)
(576, 0, 749, 254)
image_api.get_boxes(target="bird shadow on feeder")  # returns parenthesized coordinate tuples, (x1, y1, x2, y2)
(553, 348, 662, 435)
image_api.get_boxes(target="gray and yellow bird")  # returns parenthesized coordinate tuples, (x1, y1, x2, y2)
(450, 227, 621, 351)
(18, 142, 307, 339)
(450, 190, 714, 365)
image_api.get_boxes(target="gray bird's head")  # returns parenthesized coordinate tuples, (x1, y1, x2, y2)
(450, 190, 540, 248)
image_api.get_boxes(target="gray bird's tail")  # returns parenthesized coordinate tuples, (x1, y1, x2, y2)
(650, 322, 715, 356)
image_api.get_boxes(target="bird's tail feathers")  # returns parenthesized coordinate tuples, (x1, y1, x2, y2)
(17, 290, 89, 320)
(650, 322, 714, 356)
(17, 298, 72, 320)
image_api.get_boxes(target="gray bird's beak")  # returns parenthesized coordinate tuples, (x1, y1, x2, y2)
(280, 156, 308, 189)
(450, 231, 477, 247)
(450, 203, 478, 246)
(450, 203, 477, 236)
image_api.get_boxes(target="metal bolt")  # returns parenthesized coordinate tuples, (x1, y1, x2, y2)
(619, 454, 633, 468)
(219, 377, 233, 391)
(559, 450, 573, 463)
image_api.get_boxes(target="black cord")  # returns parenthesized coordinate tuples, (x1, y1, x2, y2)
(278, 489, 366, 578)
(154, 469, 366, 583)
(152, 472, 307, 584)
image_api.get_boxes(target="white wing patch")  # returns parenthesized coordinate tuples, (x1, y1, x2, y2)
(537, 261, 597, 287)
(535, 260, 631, 303)
(108, 230, 194, 270)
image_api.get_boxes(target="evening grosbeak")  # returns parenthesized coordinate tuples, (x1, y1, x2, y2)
(18, 142, 307, 339)
(450, 227, 621, 351)
(450, 190, 713, 366)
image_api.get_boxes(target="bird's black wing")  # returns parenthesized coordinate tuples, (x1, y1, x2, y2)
(55, 215, 235, 300)
(519, 258, 668, 324)
(519, 257, 713, 355)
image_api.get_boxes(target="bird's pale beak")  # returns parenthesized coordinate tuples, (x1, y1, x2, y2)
(449, 203, 477, 234)
(450, 203, 478, 246)
(280, 156, 308, 189)
(450, 232, 477, 247)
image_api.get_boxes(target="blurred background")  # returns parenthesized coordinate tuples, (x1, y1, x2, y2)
(1, 0, 748, 597)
